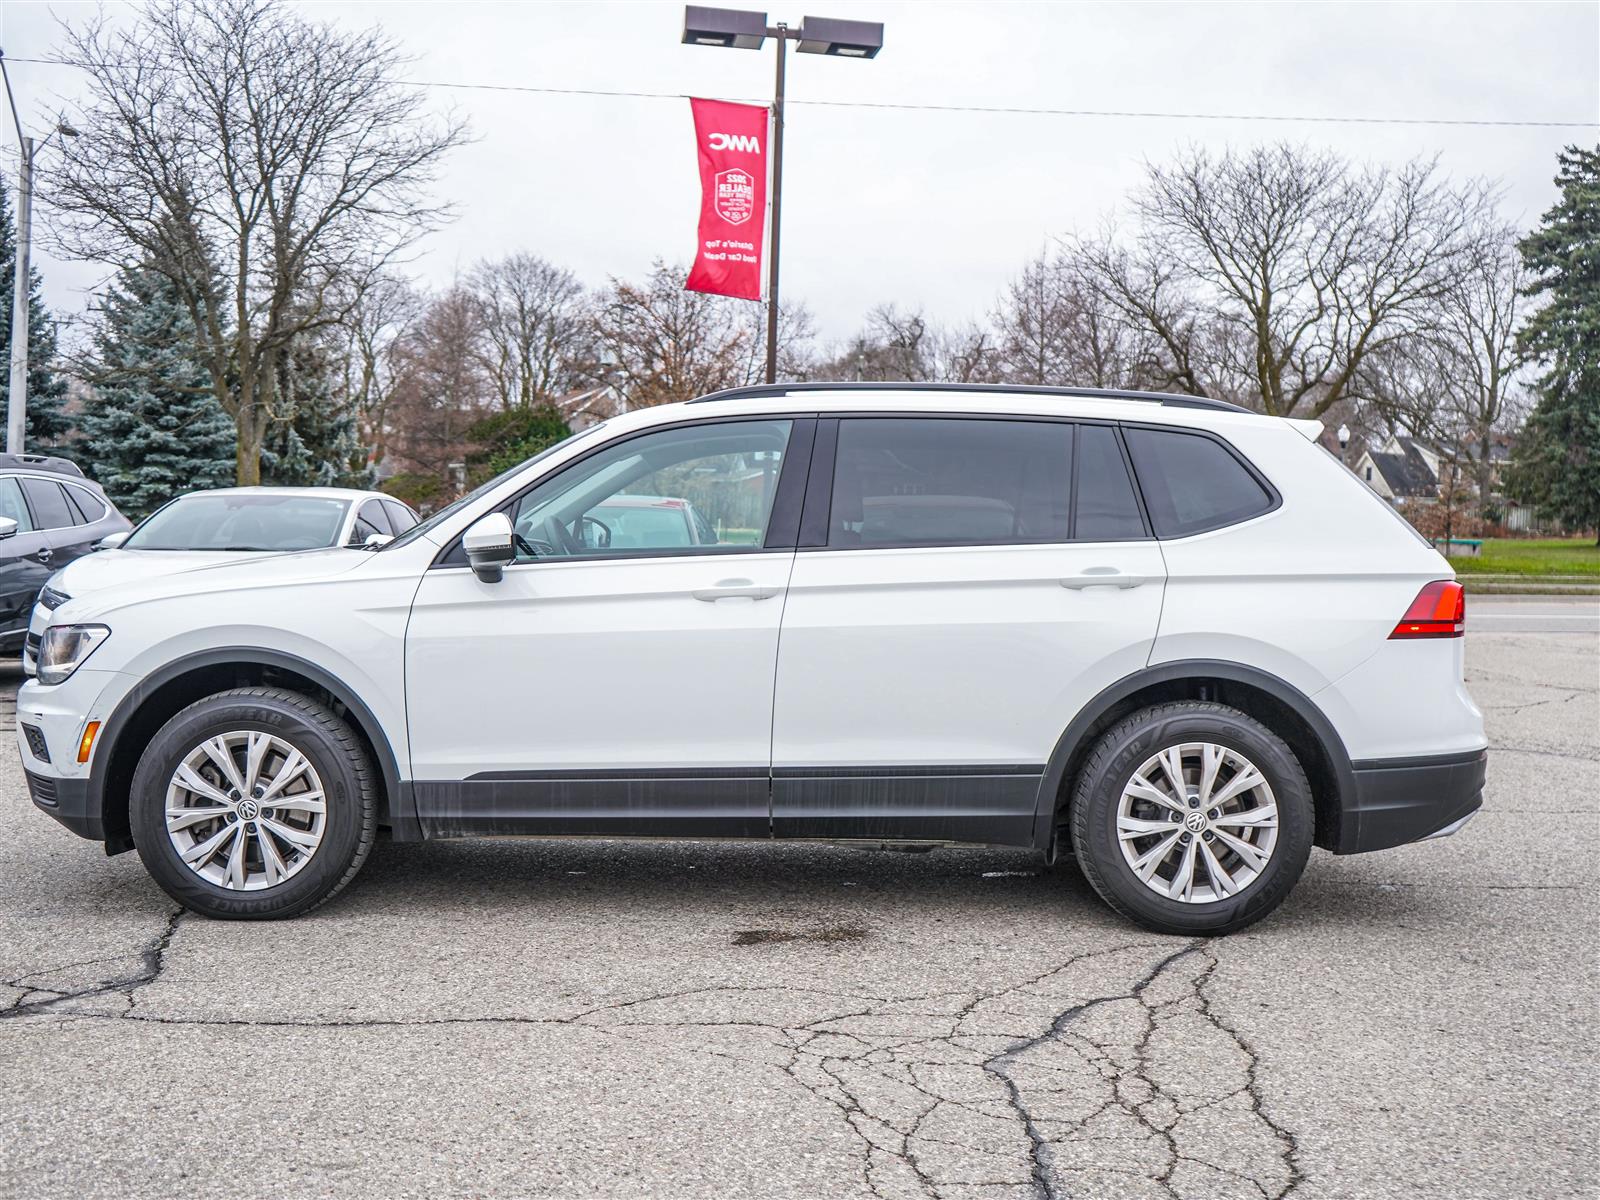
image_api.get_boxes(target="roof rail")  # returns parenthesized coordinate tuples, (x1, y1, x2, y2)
(0, 452, 86, 478)
(685, 380, 1252, 414)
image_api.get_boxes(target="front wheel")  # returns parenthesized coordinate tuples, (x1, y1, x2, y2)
(130, 688, 377, 919)
(1069, 702, 1313, 936)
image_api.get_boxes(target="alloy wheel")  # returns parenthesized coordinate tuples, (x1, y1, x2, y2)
(164, 730, 328, 890)
(1115, 741, 1280, 903)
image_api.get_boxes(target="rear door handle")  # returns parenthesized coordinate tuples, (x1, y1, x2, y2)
(1060, 568, 1145, 590)
(692, 579, 781, 602)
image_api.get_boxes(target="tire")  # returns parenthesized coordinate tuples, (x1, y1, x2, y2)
(130, 687, 377, 919)
(1068, 702, 1313, 936)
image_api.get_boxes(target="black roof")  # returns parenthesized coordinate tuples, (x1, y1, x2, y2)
(686, 381, 1251, 414)
(1368, 446, 1438, 497)
(0, 452, 85, 479)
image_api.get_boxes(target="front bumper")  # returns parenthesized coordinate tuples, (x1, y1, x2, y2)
(16, 668, 131, 845)
(24, 769, 101, 840)
(1335, 748, 1487, 853)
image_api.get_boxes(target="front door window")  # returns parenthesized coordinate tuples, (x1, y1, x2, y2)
(509, 420, 793, 561)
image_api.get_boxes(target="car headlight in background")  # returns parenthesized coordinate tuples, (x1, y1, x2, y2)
(37, 625, 110, 686)
(38, 585, 72, 612)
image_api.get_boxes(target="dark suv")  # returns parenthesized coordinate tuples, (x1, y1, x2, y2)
(0, 454, 130, 654)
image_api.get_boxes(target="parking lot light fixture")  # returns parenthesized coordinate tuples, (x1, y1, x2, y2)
(795, 15, 884, 58)
(681, 6, 769, 50)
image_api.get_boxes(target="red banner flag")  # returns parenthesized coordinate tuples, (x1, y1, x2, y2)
(685, 97, 768, 301)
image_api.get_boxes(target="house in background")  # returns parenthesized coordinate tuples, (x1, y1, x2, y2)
(554, 383, 625, 431)
(1354, 435, 1441, 502)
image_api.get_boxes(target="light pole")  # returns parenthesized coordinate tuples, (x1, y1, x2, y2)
(682, 7, 883, 384)
(1, 49, 79, 455)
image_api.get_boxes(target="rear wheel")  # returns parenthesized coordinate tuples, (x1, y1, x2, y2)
(1069, 702, 1313, 935)
(130, 688, 377, 919)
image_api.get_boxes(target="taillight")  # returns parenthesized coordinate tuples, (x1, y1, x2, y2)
(1390, 580, 1465, 639)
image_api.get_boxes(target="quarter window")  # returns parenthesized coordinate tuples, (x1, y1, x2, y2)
(509, 420, 793, 561)
(827, 418, 1072, 548)
(63, 486, 106, 525)
(1122, 427, 1274, 538)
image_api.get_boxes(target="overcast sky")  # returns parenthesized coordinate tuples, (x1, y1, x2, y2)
(3, 0, 1597, 346)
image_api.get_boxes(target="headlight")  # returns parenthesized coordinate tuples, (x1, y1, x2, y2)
(39, 585, 72, 611)
(37, 624, 110, 686)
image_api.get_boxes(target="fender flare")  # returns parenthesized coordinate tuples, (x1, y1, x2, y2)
(89, 646, 412, 845)
(1029, 658, 1357, 850)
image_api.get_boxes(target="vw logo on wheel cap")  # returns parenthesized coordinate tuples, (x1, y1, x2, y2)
(237, 799, 261, 821)
(1183, 811, 1207, 833)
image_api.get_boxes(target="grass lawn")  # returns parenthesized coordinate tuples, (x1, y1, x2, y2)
(1447, 537, 1600, 576)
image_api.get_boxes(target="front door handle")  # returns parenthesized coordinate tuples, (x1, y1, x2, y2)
(1060, 568, 1145, 590)
(31, 548, 52, 565)
(692, 578, 781, 602)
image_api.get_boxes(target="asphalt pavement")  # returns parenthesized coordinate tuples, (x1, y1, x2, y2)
(1, 596, 1595, 1199)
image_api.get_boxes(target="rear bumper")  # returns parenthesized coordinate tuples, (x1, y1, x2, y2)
(1335, 748, 1487, 854)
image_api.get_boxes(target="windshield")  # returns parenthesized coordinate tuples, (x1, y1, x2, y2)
(382, 424, 607, 552)
(124, 493, 352, 552)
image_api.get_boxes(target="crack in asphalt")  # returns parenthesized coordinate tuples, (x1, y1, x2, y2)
(1, 924, 1306, 1199)
(1, 907, 186, 1020)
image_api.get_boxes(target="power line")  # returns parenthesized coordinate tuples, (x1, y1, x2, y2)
(7, 54, 1596, 129)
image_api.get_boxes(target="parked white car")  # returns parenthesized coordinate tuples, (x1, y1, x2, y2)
(17, 384, 1485, 934)
(23, 487, 418, 674)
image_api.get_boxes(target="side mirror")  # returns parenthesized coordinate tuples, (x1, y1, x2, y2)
(96, 531, 130, 551)
(463, 512, 515, 583)
(0, 517, 16, 540)
(363, 533, 393, 548)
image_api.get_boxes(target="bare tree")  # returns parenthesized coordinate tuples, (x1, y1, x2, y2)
(992, 248, 1158, 389)
(469, 254, 592, 409)
(43, 0, 467, 483)
(1355, 217, 1528, 532)
(733, 298, 817, 385)
(1077, 145, 1494, 418)
(1429, 222, 1528, 501)
(821, 305, 999, 384)
(325, 274, 421, 473)
(590, 260, 759, 407)
(384, 287, 492, 486)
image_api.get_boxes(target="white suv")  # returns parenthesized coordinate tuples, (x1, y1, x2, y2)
(17, 384, 1486, 934)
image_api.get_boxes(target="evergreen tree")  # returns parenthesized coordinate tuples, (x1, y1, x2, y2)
(0, 179, 71, 446)
(75, 264, 236, 515)
(465, 405, 571, 485)
(1507, 146, 1600, 541)
(261, 336, 373, 489)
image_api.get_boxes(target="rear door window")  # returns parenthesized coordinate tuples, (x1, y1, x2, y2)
(1122, 427, 1275, 538)
(1074, 425, 1146, 540)
(20, 478, 74, 530)
(827, 418, 1072, 548)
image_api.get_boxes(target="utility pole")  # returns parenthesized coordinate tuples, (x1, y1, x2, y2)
(1, 50, 78, 455)
(7, 133, 33, 455)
